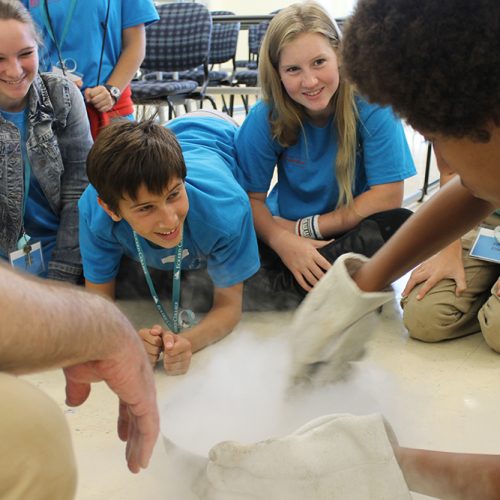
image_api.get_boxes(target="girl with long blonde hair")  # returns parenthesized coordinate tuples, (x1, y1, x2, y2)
(237, 1, 415, 302)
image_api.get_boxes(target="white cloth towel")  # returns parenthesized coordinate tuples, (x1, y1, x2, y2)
(203, 413, 411, 500)
(289, 253, 394, 384)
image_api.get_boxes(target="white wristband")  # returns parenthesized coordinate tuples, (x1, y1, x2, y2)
(295, 219, 301, 237)
(312, 214, 323, 239)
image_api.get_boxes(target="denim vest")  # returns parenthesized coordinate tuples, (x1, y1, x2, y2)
(0, 73, 92, 282)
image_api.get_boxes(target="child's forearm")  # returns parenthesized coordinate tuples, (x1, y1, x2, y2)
(354, 179, 493, 292)
(181, 285, 242, 353)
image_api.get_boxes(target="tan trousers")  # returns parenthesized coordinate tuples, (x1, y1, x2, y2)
(0, 373, 77, 500)
(402, 215, 500, 352)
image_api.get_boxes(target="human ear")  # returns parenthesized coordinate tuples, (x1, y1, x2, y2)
(97, 197, 122, 222)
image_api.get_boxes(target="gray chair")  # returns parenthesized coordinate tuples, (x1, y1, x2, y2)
(180, 10, 241, 115)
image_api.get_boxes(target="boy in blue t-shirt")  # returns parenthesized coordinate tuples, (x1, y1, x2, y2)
(79, 116, 260, 375)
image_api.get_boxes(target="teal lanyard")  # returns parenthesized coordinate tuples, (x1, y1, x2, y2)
(18, 116, 31, 249)
(22, 155, 30, 218)
(16, 157, 32, 250)
(40, 0, 78, 60)
(133, 231, 185, 333)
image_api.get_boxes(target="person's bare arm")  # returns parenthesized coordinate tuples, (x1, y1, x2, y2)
(181, 283, 243, 353)
(85, 278, 116, 300)
(0, 264, 159, 473)
(105, 24, 146, 91)
(1, 271, 122, 373)
(401, 161, 466, 299)
(84, 24, 146, 112)
(395, 447, 500, 499)
(353, 178, 493, 292)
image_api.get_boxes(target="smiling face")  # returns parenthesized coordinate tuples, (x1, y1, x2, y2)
(0, 19, 38, 112)
(278, 32, 339, 126)
(428, 125, 500, 207)
(100, 178, 190, 249)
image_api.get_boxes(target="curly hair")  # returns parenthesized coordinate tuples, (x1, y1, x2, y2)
(342, 0, 500, 142)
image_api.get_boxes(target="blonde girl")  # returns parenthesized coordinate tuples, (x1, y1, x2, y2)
(237, 1, 415, 301)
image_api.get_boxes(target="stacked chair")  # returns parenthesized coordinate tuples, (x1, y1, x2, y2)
(180, 11, 241, 116)
(233, 11, 280, 114)
(131, 2, 214, 122)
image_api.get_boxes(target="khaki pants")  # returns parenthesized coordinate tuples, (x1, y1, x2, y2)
(402, 215, 500, 352)
(0, 373, 77, 500)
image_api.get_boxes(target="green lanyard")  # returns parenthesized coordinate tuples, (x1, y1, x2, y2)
(133, 231, 194, 333)
(40, 0, 78, 62)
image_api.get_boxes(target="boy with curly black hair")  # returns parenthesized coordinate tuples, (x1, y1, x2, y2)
(341, 0, 500, 351)
(339, 0, 499, 322)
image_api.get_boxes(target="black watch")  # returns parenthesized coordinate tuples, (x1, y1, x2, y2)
(104, 84, 121, 103)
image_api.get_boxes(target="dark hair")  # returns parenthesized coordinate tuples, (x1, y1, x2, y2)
(342, 0, 500, 142)
(0, 0, 42, 44)
(86, 120, 186, 213)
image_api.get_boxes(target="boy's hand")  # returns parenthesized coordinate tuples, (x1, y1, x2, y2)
(401, 243, 466, 300)
(163, 333, 192, 375)
(138, 325, 164, 367)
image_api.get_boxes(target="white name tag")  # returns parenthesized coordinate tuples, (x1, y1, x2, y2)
(469, 227, 500, 264)
(9, 241, 45, 275)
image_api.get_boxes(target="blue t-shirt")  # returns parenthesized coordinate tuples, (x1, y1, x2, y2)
(0, 109, 58, 274)
(235, 98, 416, 220)
(24, 0, 159, 90)
(79, 116, 260, 288)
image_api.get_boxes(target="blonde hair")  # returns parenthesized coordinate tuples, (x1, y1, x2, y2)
(259, 1, 358, 207)
(0, 0, 42, 45)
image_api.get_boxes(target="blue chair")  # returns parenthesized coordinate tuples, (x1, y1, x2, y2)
(131, 3, 213, 121)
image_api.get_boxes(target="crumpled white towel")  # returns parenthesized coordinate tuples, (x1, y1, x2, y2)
(289, 253, 394, 384)
(203, 413, 411, 500)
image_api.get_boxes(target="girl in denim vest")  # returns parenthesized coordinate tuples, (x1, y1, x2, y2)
(0, 0, 92, 283)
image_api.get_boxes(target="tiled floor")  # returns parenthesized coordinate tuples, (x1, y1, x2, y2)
(23, 273, 499, 499)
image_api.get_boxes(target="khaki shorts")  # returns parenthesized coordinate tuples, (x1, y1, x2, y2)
(0, 373, 77, 500)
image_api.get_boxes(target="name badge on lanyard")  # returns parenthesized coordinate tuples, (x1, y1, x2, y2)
(10, 240, 45, 276)
(10, 138, 46, 276)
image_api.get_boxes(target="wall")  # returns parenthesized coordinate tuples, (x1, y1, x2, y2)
(208, 0, 357, 18)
